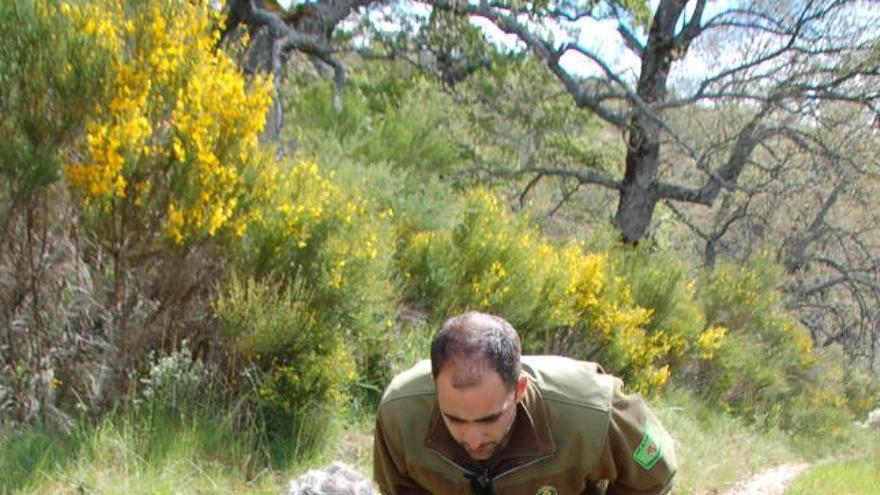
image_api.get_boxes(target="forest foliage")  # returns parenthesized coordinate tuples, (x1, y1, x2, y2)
(1, 0, 878, 466)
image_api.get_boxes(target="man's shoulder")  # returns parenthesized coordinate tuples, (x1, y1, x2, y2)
(376, 360, 436, 443)
(379, 359, 435, 405)
(523, 355, 617, 413)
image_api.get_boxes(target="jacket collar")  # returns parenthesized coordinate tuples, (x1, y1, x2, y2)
(423, 377, 556, 474)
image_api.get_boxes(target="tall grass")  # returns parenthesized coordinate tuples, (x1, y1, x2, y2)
(0, 391, 344, 494)
(0, 425, 79, 494)
(657, 387, 800, 494)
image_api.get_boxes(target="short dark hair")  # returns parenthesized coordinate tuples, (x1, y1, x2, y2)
(430, 311, 522, 390)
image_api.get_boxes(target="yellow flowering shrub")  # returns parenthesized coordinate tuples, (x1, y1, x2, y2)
(245, 160, 394, 300)
(51, 0, 285, 420)
(555, 251, 677, 393)
(777, 343, 853, 438)
(401, 188, 676, 393)
(605, 244, 706, 360)
(62, 0, 273, 245)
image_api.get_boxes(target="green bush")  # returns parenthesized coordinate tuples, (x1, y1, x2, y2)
(137, 343, 212, 417)
(692, 257, 852, 435)
(287, 67, 465, 240)
(611, 245, 705, 357)
(844, 364, 880, 420)
(287, 67, 464, 175)
(399, 185, 856, 435)
(0, 0, 276, 423)
(0, 0, 111, 195)
(214, 273, 353, 451)
(218, 159, 398, 418)
(400, 188, 553, 328)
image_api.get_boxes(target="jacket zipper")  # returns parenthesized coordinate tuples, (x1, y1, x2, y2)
(492, 453, 554, 481)
(428, 447, 479, 477)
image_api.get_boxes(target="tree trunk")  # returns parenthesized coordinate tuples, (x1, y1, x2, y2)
(616, 126, 661, 243)
(614, 0, 688, 243)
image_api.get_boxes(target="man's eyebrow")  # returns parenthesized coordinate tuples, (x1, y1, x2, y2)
(441, 410, 504, 423)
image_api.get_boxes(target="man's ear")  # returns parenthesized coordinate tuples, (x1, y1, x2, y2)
(515, 374, 529, 403)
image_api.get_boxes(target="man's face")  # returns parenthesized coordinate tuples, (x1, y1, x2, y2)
(435, 363, 526, 461)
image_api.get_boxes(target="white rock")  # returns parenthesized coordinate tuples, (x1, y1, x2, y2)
(284, 461, 379, 495)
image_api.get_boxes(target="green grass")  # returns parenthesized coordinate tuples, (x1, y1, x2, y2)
(0, 397, 369, 495)
(785, 458, 880, 495)
(784, 431, 880, 495)
(1, 410, 278, 494)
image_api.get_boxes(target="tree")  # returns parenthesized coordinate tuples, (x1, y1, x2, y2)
(222, 0, 369, 139)
(664, 97, 880, 369)
(224, 0, 880, 243)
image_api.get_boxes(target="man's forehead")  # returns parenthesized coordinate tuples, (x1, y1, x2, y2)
(443, 356, 492, 389)
(437, 379, 513, 422)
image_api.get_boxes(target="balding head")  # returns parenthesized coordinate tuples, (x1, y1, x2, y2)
(430, 311, 522, 391)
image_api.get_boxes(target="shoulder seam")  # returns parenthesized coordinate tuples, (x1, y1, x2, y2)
(534, 371, 615, 412)
(540, 391, 611, 413)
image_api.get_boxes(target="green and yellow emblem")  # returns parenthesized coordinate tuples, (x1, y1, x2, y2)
(536, 486, 557, 495)
(633, 420, 664, 471)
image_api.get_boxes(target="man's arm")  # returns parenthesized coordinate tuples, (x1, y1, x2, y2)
(373, 412, 431, 495)
(595, 379, 677, 495)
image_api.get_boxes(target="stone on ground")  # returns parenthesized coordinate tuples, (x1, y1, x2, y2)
(284, 461, 379, 495)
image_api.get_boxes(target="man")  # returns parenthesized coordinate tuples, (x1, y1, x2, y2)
(374, 311, 676, 495)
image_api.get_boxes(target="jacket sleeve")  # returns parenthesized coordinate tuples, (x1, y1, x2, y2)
(373, 409, 432, 495)
(595, 378, 677, 495)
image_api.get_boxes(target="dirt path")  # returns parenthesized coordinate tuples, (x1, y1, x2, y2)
(719, 462, 811, 495)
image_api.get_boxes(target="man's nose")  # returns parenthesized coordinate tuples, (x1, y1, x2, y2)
(462, 424, 484, 448)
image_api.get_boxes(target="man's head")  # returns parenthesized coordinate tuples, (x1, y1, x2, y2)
(430, 312, 528, 461)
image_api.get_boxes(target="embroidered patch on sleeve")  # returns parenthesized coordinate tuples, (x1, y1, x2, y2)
(633, 421, 663, 471)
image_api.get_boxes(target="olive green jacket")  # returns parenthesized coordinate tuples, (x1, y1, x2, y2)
(373, 356, 676, 495)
